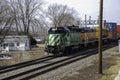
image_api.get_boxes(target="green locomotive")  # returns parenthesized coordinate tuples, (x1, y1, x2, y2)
(45, 26, 82, 55)
(45, 25, 110, 55)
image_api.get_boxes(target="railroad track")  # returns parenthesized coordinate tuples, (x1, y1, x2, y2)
(0, 56, 57, 73)
(0, 42, 117, 80)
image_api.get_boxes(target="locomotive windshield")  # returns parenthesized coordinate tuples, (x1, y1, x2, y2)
(48, 27, 69, 34)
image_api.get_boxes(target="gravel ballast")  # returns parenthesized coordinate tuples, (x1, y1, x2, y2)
(0, 45, 118, 80)
(31, 46, 118, 80)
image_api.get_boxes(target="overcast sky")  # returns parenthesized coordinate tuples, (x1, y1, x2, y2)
(45, 0, 120, 24)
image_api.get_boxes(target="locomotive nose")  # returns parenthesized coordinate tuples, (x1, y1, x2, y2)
(48, 34, 61, 46)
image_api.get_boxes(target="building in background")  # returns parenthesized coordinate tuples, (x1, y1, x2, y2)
(0, 35, 30, 51)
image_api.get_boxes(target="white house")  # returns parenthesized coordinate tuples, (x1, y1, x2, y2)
(0, 35, 30, 51)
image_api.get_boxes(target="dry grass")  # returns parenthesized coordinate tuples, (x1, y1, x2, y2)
(0, 44, 46, 66)
(100, 55, 120, 80)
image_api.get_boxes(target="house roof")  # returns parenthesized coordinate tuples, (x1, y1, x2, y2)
(0, 35, 29, 43)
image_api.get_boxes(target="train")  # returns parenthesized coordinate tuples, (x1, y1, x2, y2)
(45, 24, 118, 55)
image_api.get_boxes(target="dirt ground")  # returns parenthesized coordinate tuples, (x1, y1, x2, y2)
(0, 44, 46, 66)
(61, 48, 120, 80)
(61, 57, 114, 80)
(0, 44, 120, 80)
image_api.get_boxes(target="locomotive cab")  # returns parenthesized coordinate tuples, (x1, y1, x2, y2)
(45, 27, 70, 54)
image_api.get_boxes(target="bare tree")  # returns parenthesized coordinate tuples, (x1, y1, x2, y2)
(0, 0, 50, 44)
(47, 4, 81, 28)
(0, 0, 10, 33)
(29, 17, 48, 39)
(0, 0, 15, 44)
(8, 0, 44, 35)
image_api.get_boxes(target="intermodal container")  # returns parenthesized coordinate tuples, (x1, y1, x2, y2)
(117, 25, 120, 32)
(117, 25, 120, 39)
(104, 22, 117, 32)
(117, 33, 120, 39)
(109, 32, 117, 40)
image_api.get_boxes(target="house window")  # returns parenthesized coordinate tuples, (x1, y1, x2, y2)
(16, 42, 20, 46)
(25, 42, 27, 46)
(9, 43, 14, 47)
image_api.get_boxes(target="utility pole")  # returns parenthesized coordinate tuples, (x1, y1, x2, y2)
(99, 0, 103, 74)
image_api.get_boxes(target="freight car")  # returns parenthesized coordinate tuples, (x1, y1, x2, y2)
(117, 25, 120, 39)
(45, 25, 110, 55)
(104, 22, 117, 41)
